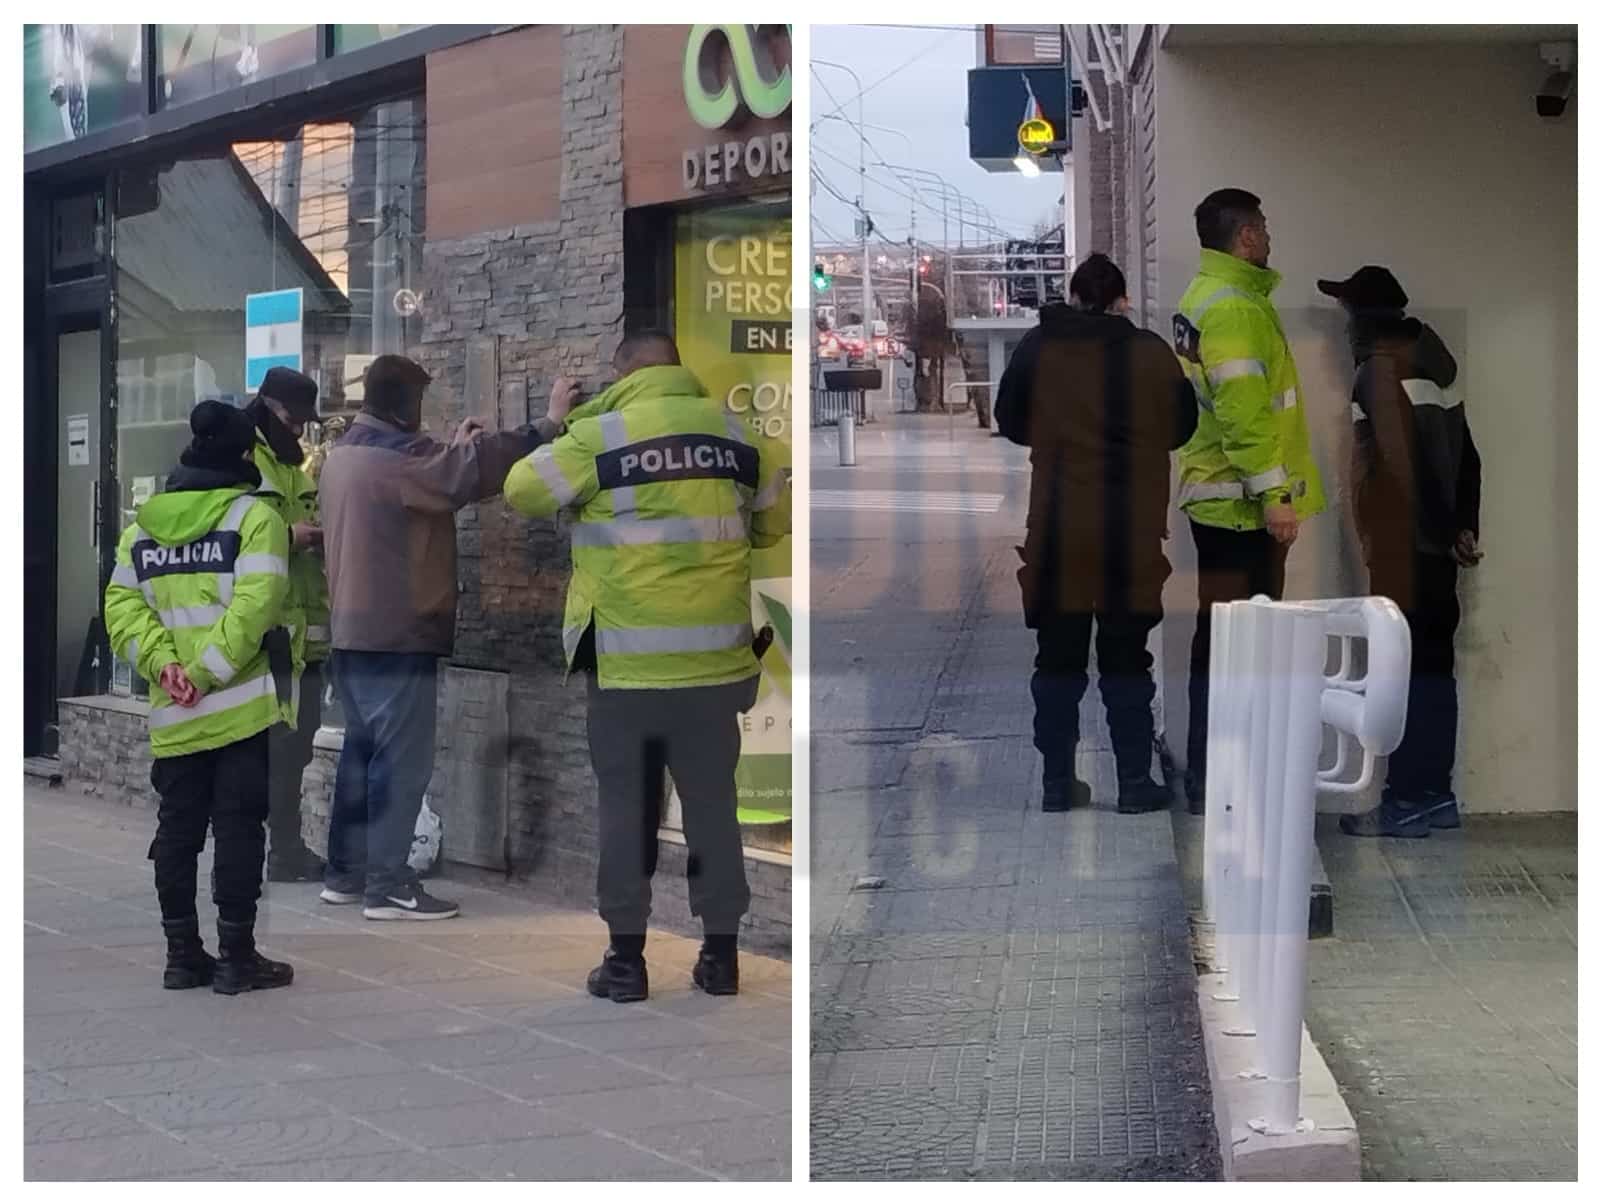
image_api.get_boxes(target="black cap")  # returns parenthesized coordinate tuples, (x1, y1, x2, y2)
(1317, 266, 1408, 311)
(257, 366, 320, 422)
(182, 400, 257, 470)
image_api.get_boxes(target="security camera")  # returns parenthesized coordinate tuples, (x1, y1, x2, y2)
(1537, 41, 1576, 118)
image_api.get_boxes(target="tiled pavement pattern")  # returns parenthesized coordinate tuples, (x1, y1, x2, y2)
(810, 414, 1223, 1181)
(24, 784, 791, 1181)
(1304, 814, 1577, 1181)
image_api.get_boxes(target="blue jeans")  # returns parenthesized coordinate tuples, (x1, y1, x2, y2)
(325, 651, 439, 902)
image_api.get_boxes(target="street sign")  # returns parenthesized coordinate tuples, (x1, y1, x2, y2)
(244, 287, 304, 390)
(1018, 116, 1055, 155)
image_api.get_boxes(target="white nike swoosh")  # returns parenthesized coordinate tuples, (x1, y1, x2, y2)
(387, 895, 419, 910)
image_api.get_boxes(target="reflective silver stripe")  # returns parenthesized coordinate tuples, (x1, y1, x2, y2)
(596, 623, 752, 656)
(110, 564, 140, 590)
(599, 413, 635, 518)
(159, 604, 226, 629)
(1189, 285, 1249, 322)
(235, 554, 288, 577)
(1351, 401, 1368, 423)
(572, 516, 748, 549)
(1243, 466, 1290, 496)
(220, 495, 258, 533)
(126, 638, 139, 666)
(1402, 379, 1459, 410)
(751, 474, 786, 512)
(562, 624, 586, 660)
(1274, 387, 1298, 411)
(1207, 359, 1267, 388)
(307, 625, 330, 642)
(527, 445, 579, 507)
(1178, 479, 1246, 506)
(147, 672, 276, 729)
(201, 643, 238, 686)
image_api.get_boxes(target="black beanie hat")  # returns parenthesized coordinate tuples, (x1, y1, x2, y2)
(180, 400, 258, 470)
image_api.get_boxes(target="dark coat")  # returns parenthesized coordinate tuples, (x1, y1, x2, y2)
(1349, 315, 1481, 564)
(997, 304, 1198, 622)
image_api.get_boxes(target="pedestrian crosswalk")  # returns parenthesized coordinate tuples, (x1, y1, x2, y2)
(811, 489, 1006, 514)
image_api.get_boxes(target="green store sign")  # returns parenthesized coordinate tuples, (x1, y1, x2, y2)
(680, 26, 793, 193)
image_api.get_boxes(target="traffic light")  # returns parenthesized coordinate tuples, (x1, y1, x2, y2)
(813, 261, 831, 292)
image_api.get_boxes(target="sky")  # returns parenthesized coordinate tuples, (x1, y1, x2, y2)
(810, 24, 1066, 251)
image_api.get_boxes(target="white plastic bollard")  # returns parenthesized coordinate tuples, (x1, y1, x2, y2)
(1202, 595, 1411, 1136)
(1251, 603, 1327, 1135)
(837, 411, 857, 466)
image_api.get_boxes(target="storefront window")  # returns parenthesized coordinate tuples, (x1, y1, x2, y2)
(333, 25, 425, 55)
(23, 24, 144, 153)
(671, 199, 794, 844)
(112, 96, 427, 721)
(156, 25, 317, 110)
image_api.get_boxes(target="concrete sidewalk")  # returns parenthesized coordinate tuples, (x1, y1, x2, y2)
(810, 417, 1223, 1180)
(1305, 814, 1577, 1181)
(24, 783, 790, 1181)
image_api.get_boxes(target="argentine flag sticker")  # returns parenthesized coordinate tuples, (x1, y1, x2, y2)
(245, 288, 304, 390)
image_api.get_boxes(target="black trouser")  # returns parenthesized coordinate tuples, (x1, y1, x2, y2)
(267, 661, 321, 857)
(1187, 520, 1288, 785)
(1033, 608, 1162, 783)
(149, 731, 271, 926)
(586, 675, 756, 939)
(1369, 551, 1460, 800)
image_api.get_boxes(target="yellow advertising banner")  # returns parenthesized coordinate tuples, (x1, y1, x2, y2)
(673, 202, 792, 824)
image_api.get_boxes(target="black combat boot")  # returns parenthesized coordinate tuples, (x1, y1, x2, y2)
(693, 933, 740, 996)
(161, 917, 217, 990)
(587, 937, 648, 1003)
(1116, 772, 1171, 815)
(1041, 749, 1092, 812)
(212, 919, 295, 995)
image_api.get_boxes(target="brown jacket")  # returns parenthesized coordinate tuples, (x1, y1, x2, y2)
(319, 413, 553, 656)
(1000, 306, 1197, 622)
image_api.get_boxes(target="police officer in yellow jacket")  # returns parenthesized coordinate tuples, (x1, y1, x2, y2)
(505, 332, 791, 1002)
(246, 366, 331, 881)
(1173, 188, 1325, 812)
(104, 401, 297, 994)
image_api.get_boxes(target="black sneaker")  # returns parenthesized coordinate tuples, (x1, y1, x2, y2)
(1339, 802, 1430, 839)
(692, 950, 740, 996)
(1417, 792, 1462, 830)
(1185, 770, 1206, 815)
(1041, 777, 1092, 812)
(587, 948, 649, 1003)
(1117, 775, 1171, 815)
(363, 883, 460, 921)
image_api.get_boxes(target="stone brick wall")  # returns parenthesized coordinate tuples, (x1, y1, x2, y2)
(58, 697, 157, 811)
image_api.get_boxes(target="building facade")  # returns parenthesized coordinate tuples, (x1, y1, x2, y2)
(25, 24, 794, 948)
(1076, 23, 1577, 815)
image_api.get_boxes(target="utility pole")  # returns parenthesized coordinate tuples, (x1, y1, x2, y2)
(813, 59, 873, 364)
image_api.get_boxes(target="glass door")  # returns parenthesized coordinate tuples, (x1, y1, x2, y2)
(54, 325, 106, 704)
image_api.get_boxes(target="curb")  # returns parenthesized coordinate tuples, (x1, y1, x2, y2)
(1194, 967, 1361, 1181)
